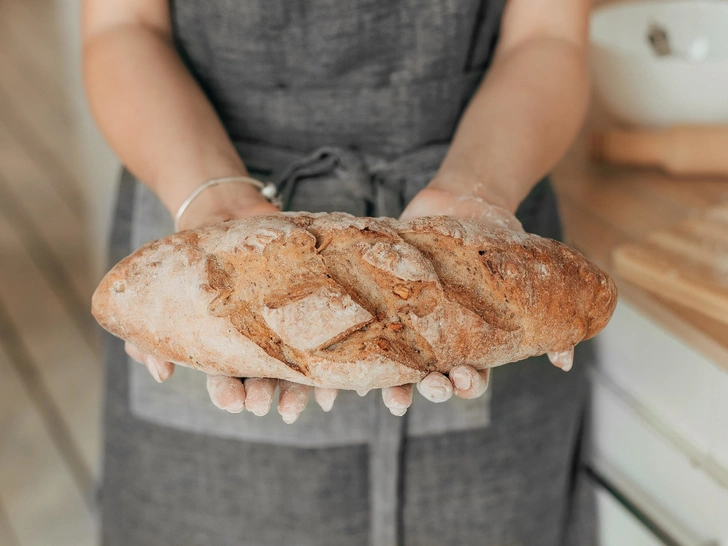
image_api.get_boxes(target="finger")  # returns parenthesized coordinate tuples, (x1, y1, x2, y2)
(125, 342, 174, 382)
(278, 380, 310, 424)
(470, 203, 525, 232)
(399, 192, 436, 223)
(416, 372, 454, 403)
(548, 348, 574, 372)
(206, 375, 246, 413)
(244, 378, 278, 416)
(450, 366, 490, 399)
(489, 209, 525, 233)
(382, 384, 414, 416)
(144, 355, 175, 383)
(313, 387, 338, 412)
(124, 341, 146, 364)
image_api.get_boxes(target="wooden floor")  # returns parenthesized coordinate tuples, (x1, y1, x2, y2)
(0, 0, 102, 544)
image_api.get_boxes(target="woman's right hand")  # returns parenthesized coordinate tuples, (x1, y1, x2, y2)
(84, 0, 338, 423)
(124, 180, 339, 423)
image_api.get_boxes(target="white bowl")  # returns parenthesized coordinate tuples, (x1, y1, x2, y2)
(590, 0, 728, 127)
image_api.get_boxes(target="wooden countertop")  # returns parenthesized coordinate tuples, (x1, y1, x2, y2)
(552, 130, 728, 372)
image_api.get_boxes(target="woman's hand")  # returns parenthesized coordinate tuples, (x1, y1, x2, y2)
(124, 181, 339, 423)
(380, 186, 574, 416)
(126, 183, 573, 421)
(84, 1, 339, 423)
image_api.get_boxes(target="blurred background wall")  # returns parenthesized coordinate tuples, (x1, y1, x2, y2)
(0, 1, 108, 544)
(56, 0, 119, 280)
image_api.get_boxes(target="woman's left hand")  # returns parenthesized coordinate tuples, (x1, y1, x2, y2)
(380, 186, 574, 416)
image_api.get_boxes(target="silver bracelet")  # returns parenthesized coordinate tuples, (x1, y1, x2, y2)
(174, 176, 281, 232)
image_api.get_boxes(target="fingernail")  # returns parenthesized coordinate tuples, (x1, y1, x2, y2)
(356, 388, 369, 397)
(548, 350, 574, 372)
(250, 405, 271, 417)
(148, 356, 174, 382)
(429, 386, 447, 400)
(314, 388, 338, 412)
(226, 401, 245, 414)
(146, 358, 164, 383)
(451, 370, 471, 391)
(281, 412, 299, 424)
(157, 363, 173, 382)
(389, 407, 407, 417)
(246, 398, 273, 416)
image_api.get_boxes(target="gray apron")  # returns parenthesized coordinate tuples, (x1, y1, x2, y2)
(100, 2, 596, 545)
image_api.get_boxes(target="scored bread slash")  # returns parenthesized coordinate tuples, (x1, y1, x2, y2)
(261, 287, 373, 351)
(92, 212, 618, 390)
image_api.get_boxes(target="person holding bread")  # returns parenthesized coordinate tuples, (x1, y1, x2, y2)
(83, 0, 595, 544)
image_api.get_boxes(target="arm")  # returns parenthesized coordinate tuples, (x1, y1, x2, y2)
(83, 0, 327, 421)
(430, 0, 590, 212)
(82, 0, 268, 229)
(386, 0, 590, 412)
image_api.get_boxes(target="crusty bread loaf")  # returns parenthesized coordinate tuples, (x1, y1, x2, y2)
(92, 212, 617, 390)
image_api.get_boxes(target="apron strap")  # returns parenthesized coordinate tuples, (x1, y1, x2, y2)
(369, 397, 407, 546)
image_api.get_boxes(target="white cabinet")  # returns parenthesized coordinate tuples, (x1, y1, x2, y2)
(592, 301, 728, 545)
(595, 302, 726, 457)
(595, 485, 665, 546)
(712, 376, 728, 473)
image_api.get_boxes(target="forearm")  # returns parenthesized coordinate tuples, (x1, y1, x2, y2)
(83, 24, 252, 216)
(433, 36, 589, 212)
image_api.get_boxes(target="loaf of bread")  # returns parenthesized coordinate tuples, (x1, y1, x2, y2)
(92, 212, 617, 390)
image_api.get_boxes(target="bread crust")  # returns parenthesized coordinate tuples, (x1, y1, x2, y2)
(92, 213, 617, 389)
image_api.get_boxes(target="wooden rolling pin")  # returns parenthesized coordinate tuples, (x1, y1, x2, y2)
(591, 126, 728, 178)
